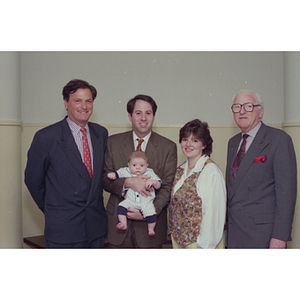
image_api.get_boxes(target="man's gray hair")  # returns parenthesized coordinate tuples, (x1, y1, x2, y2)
(232, 90, 264, 107)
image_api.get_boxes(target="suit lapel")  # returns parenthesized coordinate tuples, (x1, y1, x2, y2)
(89, 124, 103, 183)
(229, 123, 269, 201)
(226, 134, 241, 199)
(145, 132, 158, 166)
(228, 134, 241, 174)
(58, 119, 92, 183)
(122, 131, 135, 161)
(123, 131, 158, 165)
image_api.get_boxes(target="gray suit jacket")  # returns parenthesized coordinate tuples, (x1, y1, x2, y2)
(226, 122, 297, 248)
(103, 131, 177, 248)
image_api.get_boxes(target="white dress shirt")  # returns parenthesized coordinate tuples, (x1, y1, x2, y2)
(236, 121, 262, 153)
(66, 117, 94, 171)
(132, 131, 151, 151)
(172, 155, 226, 249)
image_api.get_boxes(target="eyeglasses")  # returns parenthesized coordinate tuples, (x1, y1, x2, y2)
(231, 102, 261, 113)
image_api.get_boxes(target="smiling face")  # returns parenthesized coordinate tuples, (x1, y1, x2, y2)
(64, 88, 94, 127)
(128, 157, 148, 175)
(128, 99, 155, 138)
(233, 92, 264, 133)
(181, 134, 205, 162)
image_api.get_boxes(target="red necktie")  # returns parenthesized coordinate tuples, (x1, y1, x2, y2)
(136, 139, 144, 151)
(80, 128, 93, 179)
(232, 134, 249, 179)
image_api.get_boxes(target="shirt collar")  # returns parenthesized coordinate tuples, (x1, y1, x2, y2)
(132, 131, 152, 144)
(243, 121, 261, 139)
(180, 155, 210, 173)
(66, 117, 89, 135)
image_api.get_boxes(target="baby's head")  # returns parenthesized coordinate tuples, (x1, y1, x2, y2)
(128, 151, 148, 175)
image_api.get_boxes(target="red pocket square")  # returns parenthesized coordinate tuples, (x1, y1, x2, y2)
(254, 155, 267, 163)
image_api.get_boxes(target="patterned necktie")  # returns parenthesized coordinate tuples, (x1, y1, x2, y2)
(80, 128, 93, 179)
(136, 139, 144, 151)
(232, 134, 249, 179)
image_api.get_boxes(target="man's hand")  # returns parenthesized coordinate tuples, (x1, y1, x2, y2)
(269, 238, 286, 249)
(127, 208, 144, 220)
(124, 176, 151, 197)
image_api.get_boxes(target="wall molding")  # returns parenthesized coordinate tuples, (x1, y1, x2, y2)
(283, 122, 300, 128)
(21, 122, 283, 129)
(0, 120, 22, 126)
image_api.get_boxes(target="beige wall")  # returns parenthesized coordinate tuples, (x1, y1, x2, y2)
(283, 124, 300, 248)
(0, 122, 22, 247)
(21, 52, 284, 126)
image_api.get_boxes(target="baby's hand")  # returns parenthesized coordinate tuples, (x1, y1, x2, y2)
(145, 179, 161, 190)
(107, 172, 116, 180)
(145, 179, 154, 189)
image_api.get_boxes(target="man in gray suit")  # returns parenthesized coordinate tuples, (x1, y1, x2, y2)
(226, 90, 297, 249)
(103, 94, 177, 248)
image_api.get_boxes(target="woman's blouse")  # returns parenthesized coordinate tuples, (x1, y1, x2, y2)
(172, 155, 226, 248)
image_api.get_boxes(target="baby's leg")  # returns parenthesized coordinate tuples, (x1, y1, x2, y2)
(147, 222, 156, 236)
(117, 214, 127, 230)
(146, 214, 157, 236)
(117, 206, 128, 230)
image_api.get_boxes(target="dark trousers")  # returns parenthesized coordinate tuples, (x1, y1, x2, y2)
(45, 236, 105, 249)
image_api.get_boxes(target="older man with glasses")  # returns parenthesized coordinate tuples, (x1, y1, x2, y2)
(225, 90, 297, 249)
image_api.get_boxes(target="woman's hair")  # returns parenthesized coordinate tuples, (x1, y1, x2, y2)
(179, 119, 213, 156)
(127, 94, 157, 116)
(128, 150, 148, 163)
(62, 79, 97, 102)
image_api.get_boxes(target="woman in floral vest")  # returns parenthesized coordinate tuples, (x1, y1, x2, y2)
(169, 119, 226, 249)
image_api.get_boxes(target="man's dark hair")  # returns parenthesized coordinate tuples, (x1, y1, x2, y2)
(127, 94, 157, 116)
(62, 79, 97, 102)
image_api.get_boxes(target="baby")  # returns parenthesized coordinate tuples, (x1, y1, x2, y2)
(107, 150, 161, 236)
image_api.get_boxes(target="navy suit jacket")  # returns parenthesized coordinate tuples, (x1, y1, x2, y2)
(25, 117, 108, 244)
(103, 131, 177, 248)
(226, 122, 297, 248)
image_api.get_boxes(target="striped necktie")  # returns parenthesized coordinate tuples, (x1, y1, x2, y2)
(136, 139, 144, 151)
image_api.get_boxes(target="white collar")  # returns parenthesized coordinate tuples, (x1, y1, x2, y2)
(180, 155, 210, 174)
(132, 131, 152, 144)
(66, 117, 89, 135)
(243, 121, 261, 139)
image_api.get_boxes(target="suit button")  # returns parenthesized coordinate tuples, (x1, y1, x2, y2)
(241, 206, 244, 210)
(248, 187, 251, 191)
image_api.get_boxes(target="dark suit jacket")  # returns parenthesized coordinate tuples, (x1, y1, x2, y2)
(226, 122, 297, 248)
(25, 117, 108, 244)
(103, 131, 177, 248)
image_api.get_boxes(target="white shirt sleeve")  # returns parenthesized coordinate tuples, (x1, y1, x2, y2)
(146, 168, 162, 183)
(196, 163, 226, 249)
(118, 167, 133, 197)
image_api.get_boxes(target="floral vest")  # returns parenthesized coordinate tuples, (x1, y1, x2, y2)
(169, 158, 213, 247)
